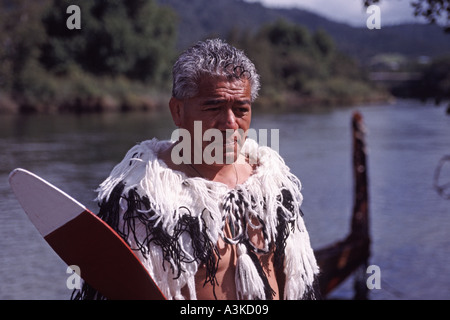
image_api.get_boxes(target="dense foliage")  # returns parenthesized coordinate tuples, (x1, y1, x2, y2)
(229, 20, 386, 108)
(41, 0, 176, 83)
(0, 0, 177, 112)
(406, 56, 450, 104)
(0, 0, 448, 113)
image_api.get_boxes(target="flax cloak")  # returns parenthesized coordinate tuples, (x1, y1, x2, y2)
(74, 138, 320, 300)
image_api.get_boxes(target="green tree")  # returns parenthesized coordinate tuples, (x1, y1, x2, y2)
(264, 19, 311, 49)
(229, 19, 380, 108)
(252, 20, 316, 92)
(40, 0, 177, 85)
(0, 0, 49, 92)
(313, 29, 335, 58)
(413, 56, 450, 103)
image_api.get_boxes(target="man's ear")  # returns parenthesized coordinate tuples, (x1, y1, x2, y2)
(169, 97, 184, 127)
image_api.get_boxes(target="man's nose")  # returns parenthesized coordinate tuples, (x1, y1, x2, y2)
(220, 108, 238, 130)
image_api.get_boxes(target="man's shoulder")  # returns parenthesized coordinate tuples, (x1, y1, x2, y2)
(96, 138, 174, 201)
(131, 138, 173, 156)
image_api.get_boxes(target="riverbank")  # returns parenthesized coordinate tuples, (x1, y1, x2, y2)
(0, 80, 392, 114)
(255, 87, 393, 112)
(0, 73, 171, 114)
(0, 92, 169, 114)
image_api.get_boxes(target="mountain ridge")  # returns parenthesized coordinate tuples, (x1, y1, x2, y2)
(156, 0, 450, 62)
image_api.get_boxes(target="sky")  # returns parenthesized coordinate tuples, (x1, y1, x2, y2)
(245, 0, 425, 27)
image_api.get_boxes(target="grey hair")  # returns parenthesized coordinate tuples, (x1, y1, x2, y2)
(172, 39, 260, 102)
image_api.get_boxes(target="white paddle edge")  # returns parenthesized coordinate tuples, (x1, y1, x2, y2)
(9, 168, 87, 237)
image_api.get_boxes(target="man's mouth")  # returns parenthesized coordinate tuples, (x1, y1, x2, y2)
(224, 139, 237, 147)
(224, 131, 244, 147)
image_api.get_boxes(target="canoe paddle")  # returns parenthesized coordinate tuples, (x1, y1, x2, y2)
(9, 168, 166, 300)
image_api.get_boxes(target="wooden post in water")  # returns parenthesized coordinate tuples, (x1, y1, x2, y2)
(350, 111, 370, 241)
(314, 111, 371, 299)
(350, 111, 370, 300)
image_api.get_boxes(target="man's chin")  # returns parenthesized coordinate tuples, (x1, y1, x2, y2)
(224, 141, 241, 164)
(200, 140, 241, 165)
(208, 152, 238, 166)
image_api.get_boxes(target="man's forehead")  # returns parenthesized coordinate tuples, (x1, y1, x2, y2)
(195, 75, 251, 99)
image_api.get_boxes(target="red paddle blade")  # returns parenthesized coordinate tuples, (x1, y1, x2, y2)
(9, 168, 165, 300)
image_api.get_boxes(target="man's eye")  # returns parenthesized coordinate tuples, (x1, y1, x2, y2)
(236, 107, 250, 114)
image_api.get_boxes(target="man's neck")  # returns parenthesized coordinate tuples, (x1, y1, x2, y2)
(159, 144, 253, 188)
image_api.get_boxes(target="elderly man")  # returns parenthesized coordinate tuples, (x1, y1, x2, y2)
(74, 39, 319, 300)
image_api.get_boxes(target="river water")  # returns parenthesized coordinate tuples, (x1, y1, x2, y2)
(1, 99, 449, 300)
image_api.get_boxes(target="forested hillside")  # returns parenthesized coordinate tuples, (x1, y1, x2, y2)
(157, 0, 450, 61)
(1, 0, 447, 113)
(0, 0, 177, 113)
(226, 19, 388, 108)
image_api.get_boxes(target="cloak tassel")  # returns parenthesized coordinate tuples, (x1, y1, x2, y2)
(235, 243, 266, 300)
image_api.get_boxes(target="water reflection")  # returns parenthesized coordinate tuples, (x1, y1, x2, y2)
(1, 100, 449, 299)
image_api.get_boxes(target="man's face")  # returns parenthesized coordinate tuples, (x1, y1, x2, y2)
(171, 75, 252, 165)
